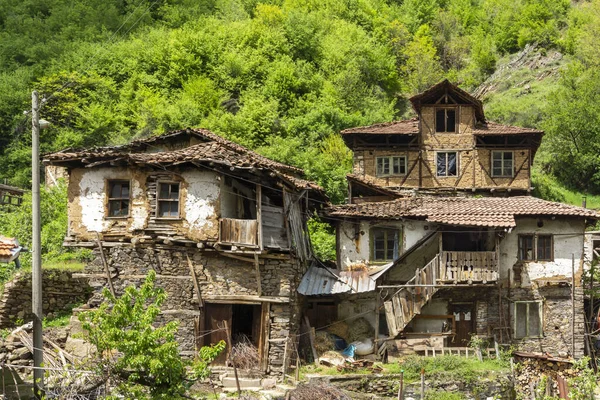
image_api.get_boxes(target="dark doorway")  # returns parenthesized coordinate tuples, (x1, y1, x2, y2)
(449, 303, 474, 347)
(204, 303, 263, 365)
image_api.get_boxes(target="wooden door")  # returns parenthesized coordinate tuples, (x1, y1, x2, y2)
(204, 303, 232, 365)
(450, 303, 474, 347)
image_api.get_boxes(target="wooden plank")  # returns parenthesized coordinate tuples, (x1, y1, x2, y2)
(384, 301, 399, 337)
(260, 303, 270, 372)
(304, 316, 319, 363)
(256, 184, 263, 251)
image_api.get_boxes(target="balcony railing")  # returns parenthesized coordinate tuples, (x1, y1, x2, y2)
(219, 218, 258, 247)
(438, 251, 498, 283)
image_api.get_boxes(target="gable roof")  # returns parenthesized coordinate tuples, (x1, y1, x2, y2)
(324, 196, 598, 228)
(409, 79, 485, 122)
(43, 128, 326, 198)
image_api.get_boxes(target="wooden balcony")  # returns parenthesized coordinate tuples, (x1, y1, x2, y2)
(219, 218, 258, 247)
(438, 251, 498, 283)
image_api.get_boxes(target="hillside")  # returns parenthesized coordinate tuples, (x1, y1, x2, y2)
(1, 0, 593, 203)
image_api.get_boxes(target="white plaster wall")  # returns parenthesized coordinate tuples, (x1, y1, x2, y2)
(337, 297, 377, 330)
(338, 219, 433, 269)
(181, 170, 219, 232)
(77, 167, 145, 233)
(409, 299, 448, 333)
(500, 217, 586, 286)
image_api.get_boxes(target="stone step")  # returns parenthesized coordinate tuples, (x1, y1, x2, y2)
(222, 377, 262, 389)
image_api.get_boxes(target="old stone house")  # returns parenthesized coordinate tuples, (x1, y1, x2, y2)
(301, 80, 599, 359)
(43, 128, 327, 373)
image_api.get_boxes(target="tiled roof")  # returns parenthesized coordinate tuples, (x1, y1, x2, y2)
(0, 236, 21, 261)
(43, 128, 324, 195)
(340, 118, 419, 135)
(325, 196, 598, 227)
(347, 174, 404, 197)
(472, 122, 543, 136)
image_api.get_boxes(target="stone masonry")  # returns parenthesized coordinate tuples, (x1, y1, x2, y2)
(0, 269, 91, 329)
(84, 245, 307, 374)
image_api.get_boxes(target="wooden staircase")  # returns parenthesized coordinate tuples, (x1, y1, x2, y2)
(383, 255, 440, 337)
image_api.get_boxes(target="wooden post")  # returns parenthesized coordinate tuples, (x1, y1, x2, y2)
(254, 253, 262, 297)
(256, 184, 263, 250)
(96, 232, 115, 296)
(282, 336, 289, 380)
(223, 320, 241, 396)
(572, 253, 576, 358)
(420, 368, 425, 399)
(374, 292, 380, 359)
(186, 254, 203, 309)
(397, 370, 404, 400)
(304, 316, 318, 363)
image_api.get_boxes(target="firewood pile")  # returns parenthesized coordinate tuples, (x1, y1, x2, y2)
(514, 356, 575, 399)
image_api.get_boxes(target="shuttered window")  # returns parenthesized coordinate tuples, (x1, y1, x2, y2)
(157, 182, 180, 218)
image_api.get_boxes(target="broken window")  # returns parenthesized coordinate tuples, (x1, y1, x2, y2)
(519, 234, 553, 261)
(435, 108, 456, 132)
(492, 151, 514, 177)
(514, 301, 542, 338)
(376, 156, 407, 176)
(436, 152, 458, 177)
(371, 228, 400, 262)
(157, 182, 180, 218)
(107, 180, 130, 217)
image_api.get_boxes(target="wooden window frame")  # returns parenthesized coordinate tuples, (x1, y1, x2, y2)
(491, 151, 514, 177)
(156, 181, 181, 220)
(518, 233, 554, 262)
(370, 227, 401, 263)
(513, 300, 543, 339)
(106, 179, 131, 219)
(435, 107, 458, 133)
(436, 151, 459, 177)
(375, 155, 408, 177)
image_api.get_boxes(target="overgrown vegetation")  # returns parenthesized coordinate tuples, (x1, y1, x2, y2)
(79, 270, 225, 399)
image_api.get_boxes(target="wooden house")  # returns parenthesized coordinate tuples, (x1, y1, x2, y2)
(43, 128, 327, 373)
(303, 81, 599, 360)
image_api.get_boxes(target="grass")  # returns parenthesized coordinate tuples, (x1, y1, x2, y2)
(43, 302, 83, 329)
(42, 260, 85, 272)
(299, 355, 509, 384)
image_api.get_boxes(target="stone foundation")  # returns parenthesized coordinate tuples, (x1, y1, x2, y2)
(83, 245, 307, 374)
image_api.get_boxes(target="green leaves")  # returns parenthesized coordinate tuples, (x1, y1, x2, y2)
(79, 270, 224, 398)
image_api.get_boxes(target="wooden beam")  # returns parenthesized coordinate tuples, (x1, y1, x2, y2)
(186, 253, 204, 309)
(95, 233, 115, 296)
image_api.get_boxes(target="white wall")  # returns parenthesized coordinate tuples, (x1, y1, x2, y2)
(499, 217, 586, 286)
(181, 170, 220, 233)
(338, 219, 433, 269)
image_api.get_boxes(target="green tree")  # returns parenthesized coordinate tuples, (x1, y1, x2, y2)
(80, 270, 225, 399)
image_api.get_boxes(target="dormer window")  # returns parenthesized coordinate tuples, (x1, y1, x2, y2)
(436, 108, 456, 133)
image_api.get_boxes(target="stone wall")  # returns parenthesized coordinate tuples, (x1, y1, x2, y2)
(0, 269, 91, 328)
(83, 244, 306, 374)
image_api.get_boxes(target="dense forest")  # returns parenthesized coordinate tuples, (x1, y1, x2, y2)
(1, 0, 600, 260)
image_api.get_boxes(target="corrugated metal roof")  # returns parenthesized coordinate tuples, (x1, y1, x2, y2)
(298, 265, 377, 296)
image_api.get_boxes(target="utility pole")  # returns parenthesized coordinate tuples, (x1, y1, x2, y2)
(31, 90, 44, 397)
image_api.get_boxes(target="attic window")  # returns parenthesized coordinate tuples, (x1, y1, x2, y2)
(436, 108, 456, 133)
(107, 180, 130, 218)
(157, 182, 180, 218)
